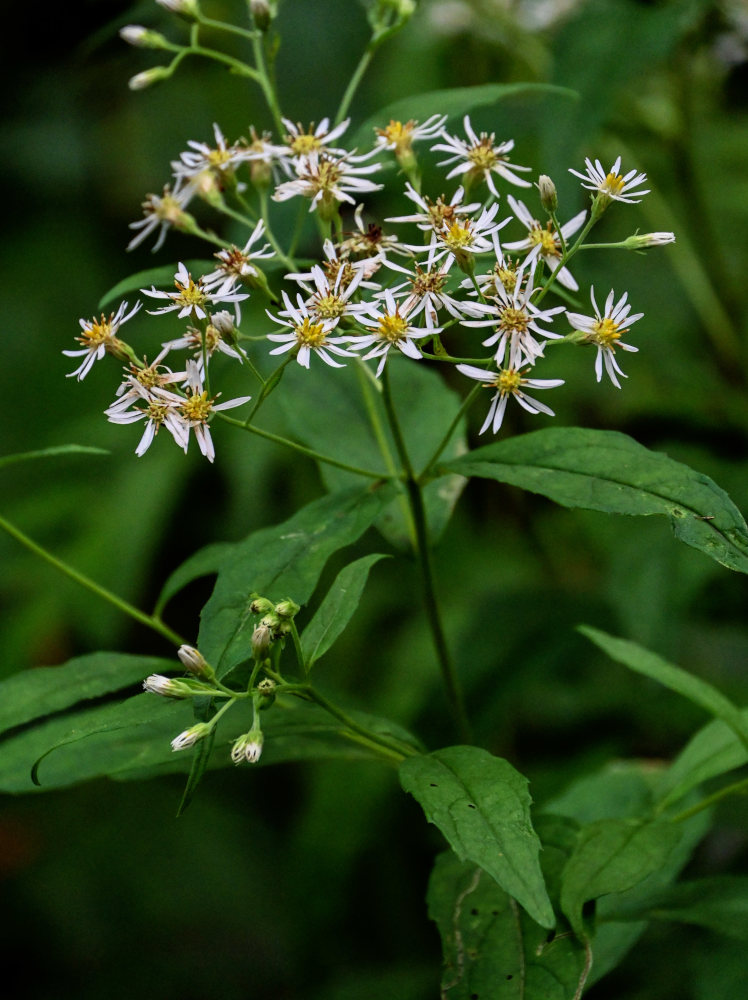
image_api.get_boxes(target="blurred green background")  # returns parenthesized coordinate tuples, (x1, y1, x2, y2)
(2, 0, 748, 996)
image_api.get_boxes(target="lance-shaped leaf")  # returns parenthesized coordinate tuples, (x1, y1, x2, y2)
(400, 746, 554, 928)
(440, 428, 748, 573)
(301, 553, 388, 670)
(559, 818, 682, 939)
(0, 445, 109, 471)
(657, 711, 748, 809)
(153, 541, 233, 618)
(198, 482, 396, 678)
(579, 626, 748, 749)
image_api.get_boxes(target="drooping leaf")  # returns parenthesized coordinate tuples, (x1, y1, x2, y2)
(0, 652, 175, 737)
(349, 82, 577, 151)
(301, 553, 388, 670)
(440, 428, 748, 573)
(400, 746, 554, 928)
(0, 445, 109, 471)
(559, 818, 682, 939)
(278, 358, 468, 548)
(427, 843, 588, 1000)
(153, 541, 233, 619)
(198, 482, 397, 679)
(579, 626, 748, 748)
(656, 711, 748, 809)
(603, 876, 748, 941)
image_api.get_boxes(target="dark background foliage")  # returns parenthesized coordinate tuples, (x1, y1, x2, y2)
(1, 0, 747, 996)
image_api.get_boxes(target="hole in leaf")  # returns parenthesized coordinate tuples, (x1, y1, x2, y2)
(491, 910, 499, 916)
(470, 908, 479, 915)
(467, 803, 476, 809)
(429, 783, 438, 787)
(506, 975, 513, 981)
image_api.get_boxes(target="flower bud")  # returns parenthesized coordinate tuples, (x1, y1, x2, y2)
(274, 599, 300, 620)
(622, 231, 676, 249)
(155, 0, 200, 20)
(171, 722, 212, 752)
(249, 0, 273, 31)
(231, 729, 264, 764)
(251, 622, 274, 659)
(143, 674, 181, 696)
(537, 174, 558, 214)
(211, 310, 237, 341)
(177, 644, 215, 680)
(249, 595, 275, 616)
(119, 25, 171, 49)
(128, 66, 171, 91)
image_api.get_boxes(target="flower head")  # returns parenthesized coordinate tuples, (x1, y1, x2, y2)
(63, 300, 141, 380)
(457, 358, 564, 433)
(272, 151, 383, 218)
(141, 263, 249, 322)
(569, 156, 650, 205)
(266, 292, 356, 369)
(127, 184, 194, 253)
(351, 289, 434, 376)
(432, 115, 532, 196)
(566, 287, 643, 388)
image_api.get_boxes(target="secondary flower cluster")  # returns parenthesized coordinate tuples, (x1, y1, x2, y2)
(65, 113, 674, 460)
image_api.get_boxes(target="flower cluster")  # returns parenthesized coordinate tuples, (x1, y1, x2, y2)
(66, 110, 675, 457)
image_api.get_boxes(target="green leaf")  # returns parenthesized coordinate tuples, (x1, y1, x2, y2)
(440, 427, 748, 573)
(603, 876, 748, 941)
(279, 358, 468, 549)
(0, 652, 175, 737)
(97, 260, 214, 309)
(198, 482, 397, 679)
(578, 626, 748, 748)
(349, 82, 577, 151)
(427, 848, 588, 1000)
(399, 746, 554, 928)
(301, 553, 388, 670)
(656, 711, 748, 809)
(0, 445, 109, 471)
(153, 541, 233, 619)
(559, 818, 682, 939)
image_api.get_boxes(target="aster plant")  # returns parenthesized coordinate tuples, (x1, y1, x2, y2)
(3, 2, 748, 998)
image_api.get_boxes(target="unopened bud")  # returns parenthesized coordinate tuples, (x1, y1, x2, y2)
(250, 0, 273, 31)
(537, 174, 558, 214)
(623, 231, 676, 249)
(231, 729, 264, 764)
(171, 722, 212, 751)
(128, 66, 171, 91)
(251, 623, 274, 659)
(119, 25, 171, 49)
(211, 310, 236, 340)
(155, 0, 200, 20)
(143, 674, 181, 696)
(249, 595, 275, 616)
(177, 644, 215, 680)
(274, 599, 300, 619)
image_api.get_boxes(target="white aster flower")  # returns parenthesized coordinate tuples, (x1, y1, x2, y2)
(105, 368, 191, 458)
(171, 722, 212, 753)
(127, 183, 194, 252)
(457, 358, 564, 433)
(569, 156, 650, 204)
(374, 114, 448, 155)
(566, 287, 643, 388)
(231, 730, 264, 764)
(337, 204, 412, 264)
(386, 182, 481, 233)
(284, 240, 375, 324)
(63, 300, 142, 380)
(432, 115, 532, 196)
(463, 263, 565, 365)
(142, 262, 249, 322)
(202, 220, 275, 289)
(266, 292, 356, 369)
(351, 289, 435, 376)
(425, 203, 511, 272)
(280, 116, 352, 161)
(143, 674, 180, 696)
(502, 195, 586, 290)
(160, 318, 242, 375)
(171, 121, 253, 195)
(272, 151, 383, 216)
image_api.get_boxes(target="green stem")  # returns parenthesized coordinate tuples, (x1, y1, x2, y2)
(533, 213, 597, 307)
(217, 413, 389, 479)
(669, 776, 748, 824)
(335, 45, 375, 125)
(0, 512, 187, 647)
(297, 685, 418, 761)
(419, 383, 482, 480)
(252, 32, 285, 136)
(380, 369, 473, 744)
(196, 14, 259, 42)
(258, 188, 297, 270)
(189, 45, 261, 80)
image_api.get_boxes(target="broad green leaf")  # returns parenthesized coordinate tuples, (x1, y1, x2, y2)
(440, 428, 748, 573)
(153, 541, 233, 618)
(559, 818, 682, 939)
(604, 876, 748, 941)
(400, 746, 554, 928)
(301, 554, 388, 669)
(199, 482, 397, 679)
(427, 846, 588, 1000)
(579, 626, 748, 747)
(0, 691, 419, 793)
(349, 82, 577, 151)
(279, 358, 467, 548)
(98, 260, 214, 309)
(656, 711, 748, 809)
(0, 652, 175, 736)
(0, 445, 109, 471)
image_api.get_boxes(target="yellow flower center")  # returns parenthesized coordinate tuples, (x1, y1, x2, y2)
(289, 132, 322, 156)
(81, 316, 114, 346)
(136, 365, 162, 389)
(314, 294, 345, 319)
(181, 391, 213, 423)
(377, 313, 409, 343)
(443, 221, 473, 250)
(295, 317, 328, 348)
(427, 198, 457, 229)
(499, 306, 529, 333)
(146, 402, 169, 424)
(174, 276, 208, 313)
(528, 224, 559, 256)
(495, 264, 517, 292)
(468, 138, 499, 171)
(412, 269, 446, 297)
(377, 119, 414, 153)
(591, 317, 622, 348)
(603, 172, 626, 196)
(207, 148, 232, 169)
(496, 368, 523, 394)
